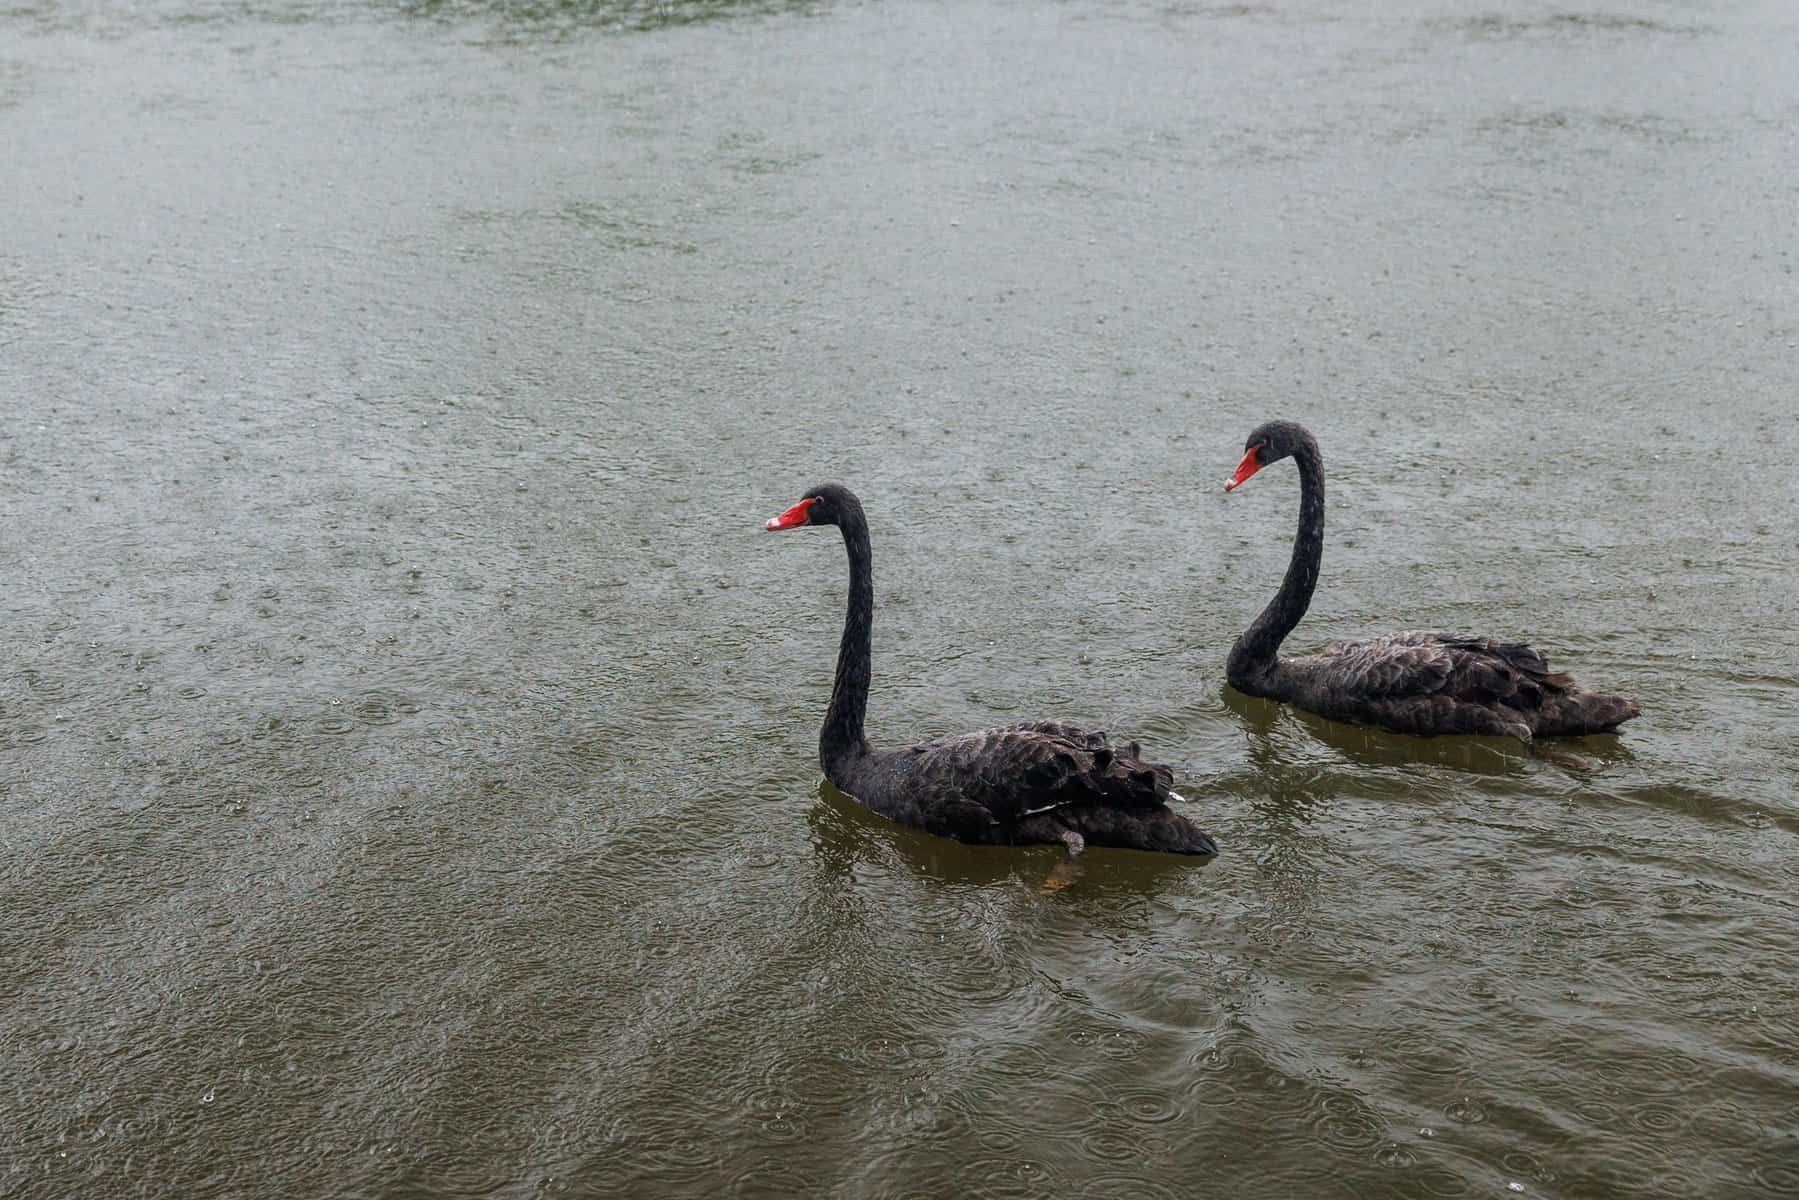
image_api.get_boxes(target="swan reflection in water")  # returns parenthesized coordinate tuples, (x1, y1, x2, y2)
(809, 779, 1214, 896)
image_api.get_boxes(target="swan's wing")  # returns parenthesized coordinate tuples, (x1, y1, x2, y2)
(1431, 635, 1564, 682)
(1324, 631, 1570, 707)
(898, 724, 1174, 826)
(1430, 634, 1575, 706)
(1317, 633, 1458, 699)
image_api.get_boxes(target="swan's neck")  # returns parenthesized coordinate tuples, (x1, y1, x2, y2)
(1228, 435, 1324, 685)
(822, 509, 873, 768)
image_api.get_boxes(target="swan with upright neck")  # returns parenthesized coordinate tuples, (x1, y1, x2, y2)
(765, 483, 1217, 856)
(1221, 421, 1640, 739)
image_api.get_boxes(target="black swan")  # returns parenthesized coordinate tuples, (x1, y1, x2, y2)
(764, 483, 1217, 856)
(1221, 421, 1641, 740)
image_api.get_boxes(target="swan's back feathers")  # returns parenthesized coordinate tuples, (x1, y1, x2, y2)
(832, 720, 1215, 854)
(1302, 631, 1638, 738)
(897, 722, 1174, 825)
(1320, 631, 1454, 699)
(1316, 632, 1562, 704)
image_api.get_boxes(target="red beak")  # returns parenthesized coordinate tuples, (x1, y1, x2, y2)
(1224, 446, 1263, 492)
(764, 497, 814, 531)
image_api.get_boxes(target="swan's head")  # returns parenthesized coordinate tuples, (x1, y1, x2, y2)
(764, 482, 859, 531)
(1224, 421, 1311, 492)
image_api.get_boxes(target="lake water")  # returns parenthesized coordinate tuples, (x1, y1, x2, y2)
(3, 0, 1796, 1196)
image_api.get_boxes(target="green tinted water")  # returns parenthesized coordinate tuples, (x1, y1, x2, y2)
(3, 1, 1796, 1196)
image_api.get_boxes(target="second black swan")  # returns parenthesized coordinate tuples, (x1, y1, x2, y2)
(765, 483, 1216, 856)
(1221, 421, 1640, 740)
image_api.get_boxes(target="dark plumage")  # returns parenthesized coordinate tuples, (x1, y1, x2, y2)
(764, 483, 1216, 856)
(1221, 421, 1641, 740)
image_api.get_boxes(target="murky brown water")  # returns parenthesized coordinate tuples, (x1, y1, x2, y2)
(4, 0, 1797, 1196)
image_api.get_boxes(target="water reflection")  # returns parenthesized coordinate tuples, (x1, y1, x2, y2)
(399, 0, 824, 37)
(808, 779, 1213, 893)
(1297, 714, 1533, 775)
(1219, 684, 1631, 776)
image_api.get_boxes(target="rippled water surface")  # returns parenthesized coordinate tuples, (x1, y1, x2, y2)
(4, 0, 1797, 1196)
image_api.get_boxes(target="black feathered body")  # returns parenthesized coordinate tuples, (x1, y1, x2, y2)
(1233, 630, 1641, 740)
(782, 483, 1216, 856)
(827, 720, 1215, 855)
(1225, 422, 1640, 741)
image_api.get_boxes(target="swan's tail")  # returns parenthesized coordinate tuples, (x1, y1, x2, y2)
(1061, 804, 1219, 856)
(1539, 690, 1641, 736)
(1578, 692, 1641, 731)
